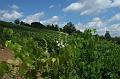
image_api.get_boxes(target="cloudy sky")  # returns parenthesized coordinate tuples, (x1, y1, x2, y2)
(0, 0, 120, 36)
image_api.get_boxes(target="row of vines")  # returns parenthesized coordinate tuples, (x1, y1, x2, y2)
(0, 27, 120, 79)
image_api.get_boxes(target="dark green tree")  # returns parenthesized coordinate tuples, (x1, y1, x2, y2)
(20, 21, 30, 27)
(46, 24, 56, 30)
(105, 31, 111, 40)
(14, 19, 20, 24)
(31, 22, 45, 29)
(46, 24, 51, 29)
(63, 22, 76, 34)
(51, 24, 55, 30)
(54, 25, 59, 31)
(20, 21, 24, 25)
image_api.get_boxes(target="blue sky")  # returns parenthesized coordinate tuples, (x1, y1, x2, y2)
(0, 0, 120, 36)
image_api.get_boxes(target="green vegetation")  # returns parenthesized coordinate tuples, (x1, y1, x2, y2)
(0, 21, 120, 79)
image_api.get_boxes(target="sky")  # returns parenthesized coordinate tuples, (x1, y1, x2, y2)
(0, 0, 120, 36)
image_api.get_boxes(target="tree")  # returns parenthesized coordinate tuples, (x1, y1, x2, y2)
(63, 22, 76, 34)
(20, 21, 24, 25)
(14, 19, 20, 24)
(31, 22, 45, 29)
(105, 31, 111, 40)
(46, 24, 58, 31)
(51, 24, 54, 30)
(46, 24, 51, 29)
(20, 21, 30, 27)
(75, 30, 82, 34)
(54, 25, 59, 31)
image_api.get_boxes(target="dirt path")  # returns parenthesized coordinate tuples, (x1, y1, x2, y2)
(0, 48, 15, 62)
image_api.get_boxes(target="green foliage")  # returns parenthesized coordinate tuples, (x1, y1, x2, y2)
(63, 22, 76, 34)
(105, 31, 111, 40)
(31, 22, 45, 29)
(0, 24, 120, 79)
(0, 63, 9, 76)
(14, 19, 20, 24)
(0, 28, 13, 46)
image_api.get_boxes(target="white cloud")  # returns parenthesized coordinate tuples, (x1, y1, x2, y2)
(75, 16, 120, 36)
(108, 23, 120, 36)
(75, 17, 108, 35)
(63, 0, 120, 15)
(109, 23, 120, 32)
(111, 0, 120, 7)
(41, 16, 60, 25)
(87, 17, 104, 28)
(75, 23, 86, 32)
(108, 13, 120, 22)
(63, 3, 83, 12)
(23, 12, 44, 24)
(49, 5, 54, 9)
(0, 5, 22, 21)
(59, 22, 67, 27)
(23, 12, 60, 25)
(86, 17, 107, 35)
(90, 16, 120, 36)
(11, 4, 19, 10)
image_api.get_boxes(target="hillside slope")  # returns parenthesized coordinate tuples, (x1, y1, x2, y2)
(0, 21, 120, 79)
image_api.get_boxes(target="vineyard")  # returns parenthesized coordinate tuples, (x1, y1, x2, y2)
(0, 22, 120, 79)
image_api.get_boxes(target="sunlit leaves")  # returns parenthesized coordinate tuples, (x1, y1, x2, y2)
(0, 27, 120, 79)
(52, 58, 56, 63)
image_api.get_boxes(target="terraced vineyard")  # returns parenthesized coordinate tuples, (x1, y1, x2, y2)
(0, 22, 120, 79)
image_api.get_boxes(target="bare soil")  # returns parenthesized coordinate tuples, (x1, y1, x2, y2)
(0, 48, 15, 62)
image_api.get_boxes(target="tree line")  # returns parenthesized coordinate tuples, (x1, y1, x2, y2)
(14, 19, 120, 45)
(14, 19, 80, 34)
